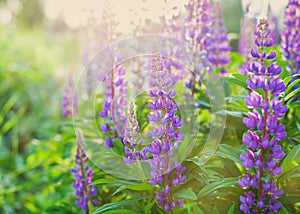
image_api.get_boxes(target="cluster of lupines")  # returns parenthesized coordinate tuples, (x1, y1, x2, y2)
(99, 64, 128, 148)
(238, 19, 287, 213)
(147, 49, 186, 211)
(71, 137, 98, 211)
(280, 0, 300, 74)
(123, 98, 147, 163)
(62, 76, 78, 118)
(207, 1, 231, 74)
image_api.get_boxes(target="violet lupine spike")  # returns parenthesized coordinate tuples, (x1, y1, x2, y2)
(62, 76, 78, 118)
(147, 48, 186, 212)
(238, 17, 257, 75)
(184, 0, 213, 54)
(71, 138, 98, 211)
(207, 1, 231, 74)
(99, 64, 128, 148)
(239, 19, 286, 214)
(123, 98, 147, 163)
(281, 0, 300, 74)
(184, 0, 213, 93)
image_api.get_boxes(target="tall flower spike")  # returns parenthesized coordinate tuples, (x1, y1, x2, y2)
(99, 64, 128, 148)
(281, 0, 300, 74)
(71, 136, 98, 211)
(207, 0, 231, 74)
(62, 76, 78, 118)
(123, 98, 147, 163)
(184, 0, 213, 92)
(239, 19, 286, 213)
(98, 0, 127, 148)
(147, 47, 186, 212)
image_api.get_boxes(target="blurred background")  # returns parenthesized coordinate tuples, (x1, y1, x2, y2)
(0, 0, 289, 213)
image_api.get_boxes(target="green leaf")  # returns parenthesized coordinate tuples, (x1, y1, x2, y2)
(281, 145, 300, 174)
(221, 78, 232, 97)
(197, 177, 238, 198)
(91, 178, 134, 186)
(174, 189, 197, 200)
(193, 205, 205, 214)
(227, 204, 235, 214)
(215, 144, 243, 165)
(225, 74, 248, 89)
(216, 110, 244, 118)
(93, 196, 147, 214)
(225, 95, 247, 102)
(102, 209, 139, 214)
(112, 138, 125, 156)
(284, 87, 300, 101)
(283, 75, 293, 86)
(112, 183, 155, 195)
(285, 78, 300, 93)
(276, 205, 290, 214)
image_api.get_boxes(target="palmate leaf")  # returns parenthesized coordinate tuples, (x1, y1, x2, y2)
(197, 177, 238, 198)
(225, 74, 248, 89)
(284, 87, 300, 102)
(281, 145, 300, 174)
(174, 189, 197, 200)
(215, 144, 243, 165)
(91, 178, 134, 186)
(193, 205, 205, 214)
(227, 204, 235, 214)
(216, 110, 244, 118)
(112, 183, 155, 195)
(285, 78, 300, 94)
(93, 196, 148, 214)
(101, 209, 139, 214)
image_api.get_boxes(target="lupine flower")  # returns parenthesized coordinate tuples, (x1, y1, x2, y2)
(184, 0, 213, 54)
(99, 64, 128, 148)
(239, 19, 286, 213)
(238, 17, 256, 75)
(207, 1, 231, 74)
(123, 98, 147, 163)
(98, 1, 127, 148)
(147, 48, 186, 211)
(281, 0, 300, 74)
(71, 137, 98, 211)
(184, 0, 213, 92)
(62, 76, 78, 118)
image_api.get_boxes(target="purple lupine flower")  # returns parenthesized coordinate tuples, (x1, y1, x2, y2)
(147, 49, 186, 212)
(239, 19, 286, 213)
(207, 1, 231, 74)
(98, 1, 127, 148)
(184, 0, 214, 92)
(99, 64, 128, 148)
(123, 98, 147, 163)
(184, 0, 213, 54)
(71, 137, 98, 211)
(62, 76, 78, 118)
(281, 0, 300, 74)
(238, 17, 257, 75)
